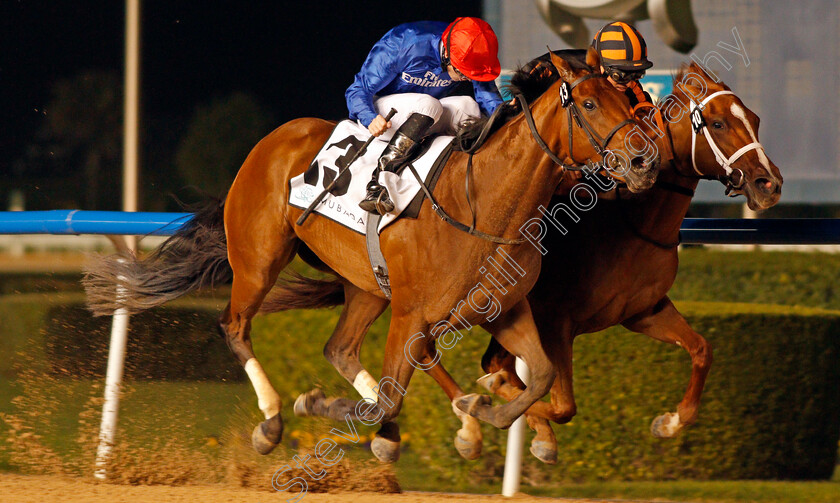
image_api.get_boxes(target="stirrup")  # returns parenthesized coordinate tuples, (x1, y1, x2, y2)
(359, 188, 394, 215)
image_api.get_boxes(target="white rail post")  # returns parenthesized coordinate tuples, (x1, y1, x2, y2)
(501, 357, 529, 497)
(94, 0, 140, 479)
(94, 280, 129, 479)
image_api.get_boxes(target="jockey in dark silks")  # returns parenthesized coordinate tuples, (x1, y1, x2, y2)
(346, 17, 504, 215)
(524, 21, 654, 113)
(592, 21, 654, 111)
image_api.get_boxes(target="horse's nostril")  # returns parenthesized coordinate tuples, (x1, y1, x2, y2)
(755, 177, 774, 193)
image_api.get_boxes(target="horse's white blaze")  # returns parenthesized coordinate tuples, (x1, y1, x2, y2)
(730, 102, 771, 171)
(244, 358, 281, 418)
(353, 370, 380, 403)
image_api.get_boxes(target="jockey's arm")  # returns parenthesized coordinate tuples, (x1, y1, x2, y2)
(472, 80, 504, 116)
(345, 30, 402, 133)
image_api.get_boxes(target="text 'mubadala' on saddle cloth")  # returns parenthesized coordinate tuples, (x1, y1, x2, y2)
(289, 120, 452, 234)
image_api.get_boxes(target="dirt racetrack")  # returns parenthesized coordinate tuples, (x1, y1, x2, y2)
(0, 473, 610, 503)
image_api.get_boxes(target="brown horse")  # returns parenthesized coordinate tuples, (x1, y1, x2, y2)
(473, 61, 783, 463)
(263, 61, 783, 463)
(83, 49, 658, 461)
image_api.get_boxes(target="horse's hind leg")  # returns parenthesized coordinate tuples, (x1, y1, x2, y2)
(321, 284, 389, 397)
(291, 285, 408, 462)
(292, 287, 387, 420)
(292, 285, 403, 462)
(622, 296, 712, 438)
(456, 299, 557, 429)
(295, 286, 483, 461)
(219, 224, 299, 455)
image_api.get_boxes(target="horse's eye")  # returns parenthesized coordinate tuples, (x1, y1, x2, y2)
(583, 100, 596, 111)
(712, 121, 724, 129)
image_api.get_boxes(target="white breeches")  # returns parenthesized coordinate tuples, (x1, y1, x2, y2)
(369, 93, 481, 140)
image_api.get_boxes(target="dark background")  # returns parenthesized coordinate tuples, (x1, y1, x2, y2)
(0, 1, 481, 210)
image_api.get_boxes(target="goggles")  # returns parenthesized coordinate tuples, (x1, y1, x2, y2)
(449, 64, 468, 80)
(607, 67, 645, 84)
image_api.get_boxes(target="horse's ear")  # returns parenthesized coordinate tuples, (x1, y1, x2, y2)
(688, 61, 711, 80)
(548, 50, 576, 82)
(585, 46, 601, 72)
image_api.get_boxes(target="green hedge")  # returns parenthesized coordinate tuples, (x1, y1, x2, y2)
(2, 292, 839, 482)
(671, 249, 840, 311)
(0, 293, 243, 382)
(249, 301, 840, 483)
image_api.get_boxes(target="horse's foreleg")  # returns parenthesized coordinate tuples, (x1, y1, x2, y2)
(622, 296, 713, 438)
(419, 354, 483, 460)
(456, 300, 557, 429)
(348, 313, 436, 462)
(478, 337, 558, 464)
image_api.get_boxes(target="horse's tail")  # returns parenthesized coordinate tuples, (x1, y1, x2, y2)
(259, 272, 345, 313)
(83, 198, 232, 316)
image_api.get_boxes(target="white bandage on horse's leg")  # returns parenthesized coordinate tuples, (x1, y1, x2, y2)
(353, 370, 380, 403)
(244, 358, 281, 418)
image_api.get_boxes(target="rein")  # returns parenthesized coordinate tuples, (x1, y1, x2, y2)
(615, 180, 694, 249)
(405, 162, 526, 245)
(415, 71, 639, 246)
(514, 73, 636, 171)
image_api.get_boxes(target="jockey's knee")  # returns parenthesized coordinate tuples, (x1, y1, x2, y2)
(439, 96, 481, 133)
(409, 94, 443, 123)
(441, 95, 480, 118)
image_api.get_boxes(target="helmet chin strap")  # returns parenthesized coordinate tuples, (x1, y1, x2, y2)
(440, 17, 464, 73)
(689, 90, 765, 176)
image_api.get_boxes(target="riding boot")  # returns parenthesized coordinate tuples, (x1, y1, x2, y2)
(359, 113, 435, 215)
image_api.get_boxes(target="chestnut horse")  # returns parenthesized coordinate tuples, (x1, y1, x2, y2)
(83, 49, 657, 460)
(262, 62, 782, 463)
(473, 61, 783, 463)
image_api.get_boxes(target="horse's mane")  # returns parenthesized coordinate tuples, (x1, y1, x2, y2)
(455, 51, 591, 151)
(669, 63, 729, 100)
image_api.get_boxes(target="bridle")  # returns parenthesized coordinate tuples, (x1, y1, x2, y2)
(514, 71, 637, 172)
(615, 87, 767, 248)
(688, 90, 766, 196)
(424, 64, 637, 246)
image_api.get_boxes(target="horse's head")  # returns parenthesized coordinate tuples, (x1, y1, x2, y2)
(544, 49, 659, 192)
(666, 63, 783, 210)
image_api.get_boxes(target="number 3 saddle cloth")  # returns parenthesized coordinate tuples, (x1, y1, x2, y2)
(289, 120, 453, 234)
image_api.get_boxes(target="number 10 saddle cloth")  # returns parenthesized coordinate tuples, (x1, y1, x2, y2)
(289, 120, 453, 234)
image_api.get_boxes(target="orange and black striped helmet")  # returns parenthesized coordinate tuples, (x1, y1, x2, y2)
(591, 21, 653, 71)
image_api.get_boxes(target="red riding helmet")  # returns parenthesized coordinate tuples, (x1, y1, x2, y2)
(441, 17, 501, 82)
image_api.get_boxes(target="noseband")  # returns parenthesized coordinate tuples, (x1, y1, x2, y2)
(515, 72, 636, 172)
(689, 90, 764, 195)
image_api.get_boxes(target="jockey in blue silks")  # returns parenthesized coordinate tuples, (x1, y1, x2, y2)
(346, 17, 504, 215)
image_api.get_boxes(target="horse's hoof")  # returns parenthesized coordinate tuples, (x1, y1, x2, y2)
(252, 413, 283, 455)
(293, 388, 325, 417)
(651, 412, 682, 438)
(476, 372, 504, 392)
(455, 393, 493, 417)
(530, 440, 558, 465)
(371, 422, 401, 463)
(454, 430, 482, 460)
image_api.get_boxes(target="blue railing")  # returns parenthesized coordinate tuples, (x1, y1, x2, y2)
(1, 211, 839, 245)
(0, 210, 192, 236)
